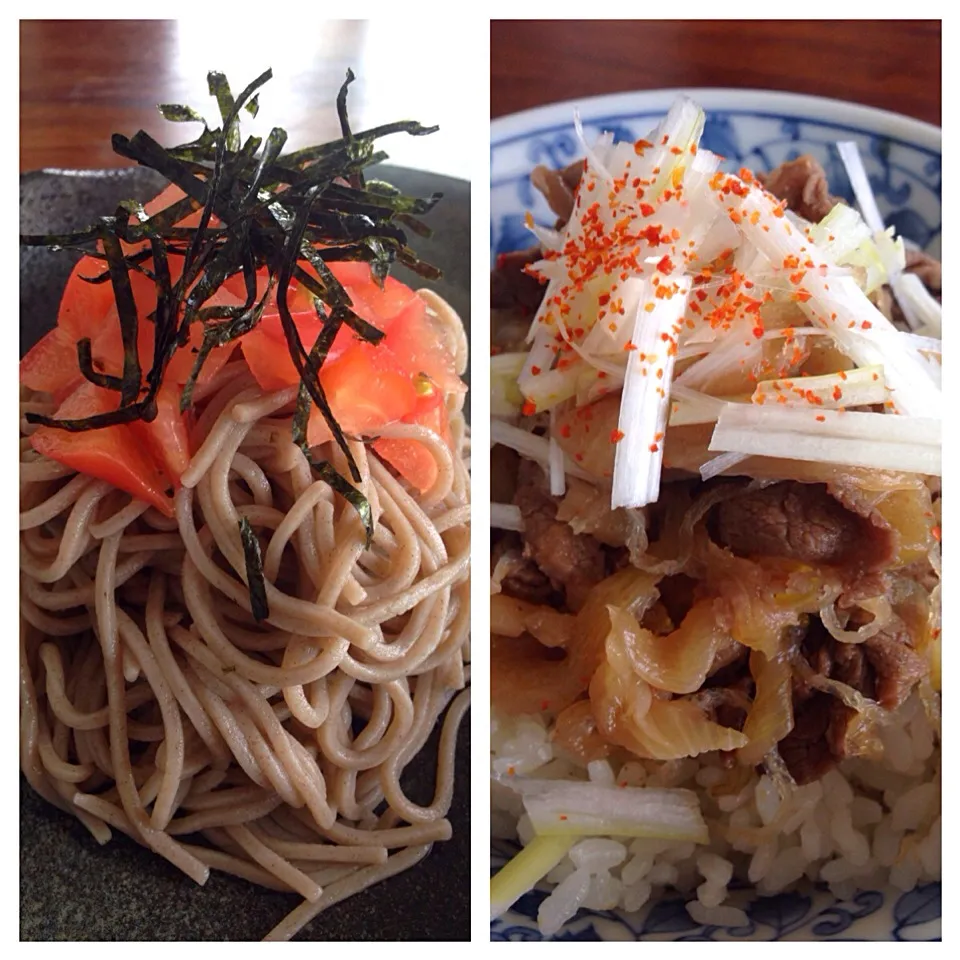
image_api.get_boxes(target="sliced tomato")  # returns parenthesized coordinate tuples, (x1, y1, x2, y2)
(129, 379, 193, 488)
(241, 264, 463, 442)
(369, 294, 464, 396)
(56, 255, 118, 344)
(306, 346, 418, 445)
(88, 300, 240, 391)
(326, 261, 419, 326)
(30, 382, 175, 517)
(240, 306, 353, 392)
(20, 326, 86, 400)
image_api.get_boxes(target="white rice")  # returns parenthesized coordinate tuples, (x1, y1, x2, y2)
(491, 692, 941, 935)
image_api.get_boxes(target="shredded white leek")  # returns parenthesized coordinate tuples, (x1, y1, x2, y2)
(548, 409, 566, 497)
(491, 352, 529, 418)
(751, 365, 886, 409)
(837, 140, 942, 335)
(612, 276, 692, 508)
(503, 97, 942, 521)
(490, 834, 577, 921)
(517, 780, 709, 842)
(735, 186, 941, 419)
(491, 420, 597, 483)
(710, 403, 941, 476)
(491, 503, 524, 532)
(700, 450, 749, 481)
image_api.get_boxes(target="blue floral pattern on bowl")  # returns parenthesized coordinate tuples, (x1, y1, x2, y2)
(489, 89, 941, 942)
(490, 868, 941, 942)
(491, 92, 941, 263)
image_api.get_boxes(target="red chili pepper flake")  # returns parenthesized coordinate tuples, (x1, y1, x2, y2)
(530, 365, 542, 376)
(598, 292, 611, 306)
(610, 428, 625, 444)
(639, 202, 655, 217)
(656, 255, 675, 274)
(752, 325, 764, 339)
(574, 453, 584, 462)
(560, 424, 572, 439)
(639, 224, 662, 246)
(862, 320, 873, 330)
(634, 138, 653, 155)
(932, 526, 942, 542)
(649, 443, 659, 452)
(832, 385, 843, 401)
(660, 134, 669, 145)
(872, 372, 879, 381)
(815, 414, 826, 422)
(521, 400, 536, 416)
(623, 340, 637, 351)
(540, 699, 550, 711)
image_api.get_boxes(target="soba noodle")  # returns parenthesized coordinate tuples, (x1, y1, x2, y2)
(20, 291, 470, 941)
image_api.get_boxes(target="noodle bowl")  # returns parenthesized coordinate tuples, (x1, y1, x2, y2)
(20, 291, 470, 941)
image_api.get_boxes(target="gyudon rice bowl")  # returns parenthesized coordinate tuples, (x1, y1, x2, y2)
(490, 97, 941, 936)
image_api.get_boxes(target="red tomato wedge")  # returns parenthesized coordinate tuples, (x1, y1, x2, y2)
(30, 383, 176, 517)
(305, 348, 419, 445)
(129, 379, 194, 490)
(20, 326, 87, 400)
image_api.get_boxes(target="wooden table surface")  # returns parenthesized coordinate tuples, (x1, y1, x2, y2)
(491, 20, 941, 125)
(20, 20, 471, 178)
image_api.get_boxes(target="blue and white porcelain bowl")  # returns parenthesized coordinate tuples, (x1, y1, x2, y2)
(489, 88, 941, 942)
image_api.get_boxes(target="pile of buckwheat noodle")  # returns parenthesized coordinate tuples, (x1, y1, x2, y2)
(20, 289, 470, 941)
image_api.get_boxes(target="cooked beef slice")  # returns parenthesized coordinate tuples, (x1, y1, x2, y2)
(714, 481, 890, 566)
(757, 155, 841, 223)
(512, 458, 607, 610)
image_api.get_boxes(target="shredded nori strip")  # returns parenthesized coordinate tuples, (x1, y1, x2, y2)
(21, 68, 443, 538)
(238, 516, 269, 622)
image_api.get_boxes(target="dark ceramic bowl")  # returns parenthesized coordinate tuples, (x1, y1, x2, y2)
(19, 165, 470, 942)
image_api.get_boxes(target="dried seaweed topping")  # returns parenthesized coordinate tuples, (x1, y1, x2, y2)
(22, 68, 443, 535)
(238, 516, 270, 622)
